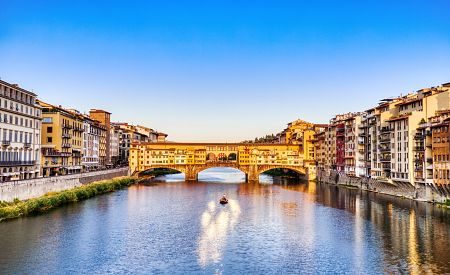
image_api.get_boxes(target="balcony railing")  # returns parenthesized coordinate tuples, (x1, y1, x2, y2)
(42, 149, 72, 157)
(2, 140, 11, 146)
(380, 127, 392, 133)
(62, 124, 73, 129)
(62, 133, 72, 139)
(73, 126, 84, 132)
(414, 146, 425, 151)
(62, 143, 72, 148)
(24, 142, 31, 148)
(0, 160, 36, 166)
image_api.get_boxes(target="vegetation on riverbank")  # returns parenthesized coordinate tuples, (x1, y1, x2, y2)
(0, 177, 136, 222)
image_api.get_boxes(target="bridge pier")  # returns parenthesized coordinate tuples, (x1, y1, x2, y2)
(246, 165, 259, 182)
(185, 171, 198, 181)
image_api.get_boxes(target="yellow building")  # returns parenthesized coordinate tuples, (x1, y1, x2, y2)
(279, 119, 325, 179)
(38, 100, 84, 176)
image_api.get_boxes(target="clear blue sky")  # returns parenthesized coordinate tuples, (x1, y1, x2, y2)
(1, 1, 450, 142)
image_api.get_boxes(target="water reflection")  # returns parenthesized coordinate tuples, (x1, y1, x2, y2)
(1, 169, 450, 274)
(198, 199, 241, 268)
(283, 181, 450, 274)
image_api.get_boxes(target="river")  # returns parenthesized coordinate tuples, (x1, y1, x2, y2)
(0, 167, 449, 274)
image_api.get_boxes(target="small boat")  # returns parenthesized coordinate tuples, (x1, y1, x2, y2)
(219, 197, 228, 205)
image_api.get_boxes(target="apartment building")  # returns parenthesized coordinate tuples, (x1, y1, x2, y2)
(38, 100, 84, 176)
(319, 82, 450, 193)
(110, 126, 120, 165)
(113, 122, 168, 164)
(81, 115, 105, 171)
(89, 109, 111, 166)
(430, 113, 450, 186)
(0, 80, 42, 181)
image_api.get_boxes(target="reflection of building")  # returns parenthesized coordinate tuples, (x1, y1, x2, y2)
(0, 80, 42, 181)
(38, 100, 84, 176)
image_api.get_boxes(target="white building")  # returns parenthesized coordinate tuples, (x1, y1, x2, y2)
(82, 116, 101, 171)
(110, 126, 120, 165)
(0, 80, 42, 181)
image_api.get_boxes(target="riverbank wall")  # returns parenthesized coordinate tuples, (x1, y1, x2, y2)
(0, 167, 130, 202)
(317, 170, 448, 203)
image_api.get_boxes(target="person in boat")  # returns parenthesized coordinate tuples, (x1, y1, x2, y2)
(220, 194, 228, 203)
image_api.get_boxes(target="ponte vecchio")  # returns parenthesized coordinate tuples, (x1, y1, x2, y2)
(129, 142, 316, 182)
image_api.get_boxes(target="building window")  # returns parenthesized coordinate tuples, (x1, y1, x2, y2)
(43, 117, 52, 123)
(47, 137, 52, 143)
(47, 126, 53, 133)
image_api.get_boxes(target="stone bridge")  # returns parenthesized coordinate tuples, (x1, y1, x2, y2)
(129, 142, 316, 182)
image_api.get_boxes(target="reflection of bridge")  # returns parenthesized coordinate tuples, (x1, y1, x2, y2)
(130, 143, 316, 182)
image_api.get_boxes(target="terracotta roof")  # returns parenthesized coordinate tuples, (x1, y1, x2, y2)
(386, 113, 411, 122)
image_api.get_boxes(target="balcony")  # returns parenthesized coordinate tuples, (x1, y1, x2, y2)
(24, 142, 31, 148)
(62, 133, 72, 139)
(62, 123, 73, 129)
(379, 137, 391, 143)
(2, 140, 11, 147)
(62, 143, 72, 148)
(418, 122, 431, 129)
(380, 158, 391, 162)
(414, 158, 424, 163)
(414, 133, 425, 140)
(413, 146, 425, 151)
(380, 127, 392, 133)
(73, 126, 84, 132)
(0, 161, 36, 166)
(42, 149, 72, 157)
(379, 147, 391, 152)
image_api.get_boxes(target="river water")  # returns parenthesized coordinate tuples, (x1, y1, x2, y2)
(1, 168, 450, 274)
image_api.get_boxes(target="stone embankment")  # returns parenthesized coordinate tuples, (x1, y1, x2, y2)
(0, 167, 130, 202)
(317, 170, 447, 203)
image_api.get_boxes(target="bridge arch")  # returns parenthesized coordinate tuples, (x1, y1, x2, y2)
(206, 153, 216, 161)
(228, 153, 237, 161)
(197, 166, 247, 182)
(196, 165, 247, 176)
(137, 166, 185, 177)
(257, 166, 307, 178)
